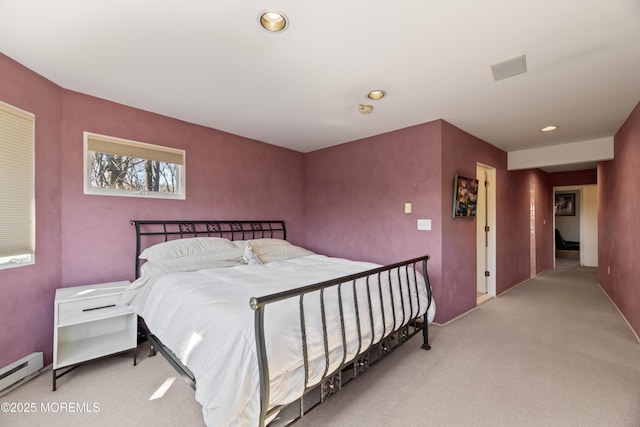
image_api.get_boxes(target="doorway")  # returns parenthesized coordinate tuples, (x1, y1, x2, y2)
(553, 185, 598, 268)
(476, 164, 496, 304)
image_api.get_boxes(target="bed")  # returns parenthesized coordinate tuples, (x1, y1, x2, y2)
(123, 220, 435, 427)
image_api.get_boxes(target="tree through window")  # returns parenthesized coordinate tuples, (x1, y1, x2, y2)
(84, 132, 185, 199)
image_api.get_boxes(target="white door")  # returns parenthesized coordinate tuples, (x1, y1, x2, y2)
(476, 164, 496, 296)
(476, 166, 488, 293)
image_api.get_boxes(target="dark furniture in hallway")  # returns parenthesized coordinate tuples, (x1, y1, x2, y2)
(555, 228, 580, 251)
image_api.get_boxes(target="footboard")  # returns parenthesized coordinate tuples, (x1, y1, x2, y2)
(250, 255, 432, 427)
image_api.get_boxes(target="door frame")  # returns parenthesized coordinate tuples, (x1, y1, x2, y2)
(553, 185, 598, 268)
(476, 163, 496, 297)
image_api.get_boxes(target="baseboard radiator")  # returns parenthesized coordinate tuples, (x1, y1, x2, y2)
(0, 352, 43, 393)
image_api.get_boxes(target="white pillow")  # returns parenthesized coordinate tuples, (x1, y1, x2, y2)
(139, 250, 244, 277)
(234, 239, 314, 263)
(232, 238, 290, 249)
(139, 237, 237, 262)
(256, 244, 315, 263)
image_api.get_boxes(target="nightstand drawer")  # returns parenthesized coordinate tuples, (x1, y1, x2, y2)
(58, 294, 125, 325)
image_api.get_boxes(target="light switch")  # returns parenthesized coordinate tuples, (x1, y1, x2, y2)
(417, 219, 431, 230)
(404, 203, 412, 214)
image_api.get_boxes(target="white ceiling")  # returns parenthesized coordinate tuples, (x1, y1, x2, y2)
(1, 1, 639, 166)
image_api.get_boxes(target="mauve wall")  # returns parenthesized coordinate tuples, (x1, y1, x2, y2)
(497, 168, 554, 291)
(0, 54, 62, 368)
(304, 120, 552, 323)
(438, 122, 550, 318)
(0, 54, 305, 367)
(548, 169, 597, 187)
(599, 101, 640, 338)
(60, 90, 305, 287)
(533, 170, 554, 276)
(304, 121, 446, 320)
(440, 122, 508, 318)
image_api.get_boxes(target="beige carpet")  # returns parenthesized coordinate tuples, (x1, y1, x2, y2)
(476, 292, 493, 305)
(1, 345, 205, 426)
(3, 261, 640, 426)
(297, 261, 640, 427)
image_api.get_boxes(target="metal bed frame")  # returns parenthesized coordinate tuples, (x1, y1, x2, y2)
(131, 219, 432, 427)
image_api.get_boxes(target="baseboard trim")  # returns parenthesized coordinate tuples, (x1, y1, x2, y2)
(0, 363, 49, 398)
(437, 268, 552, 327)
(596, 282, 640, 345)
(438, 305, 482, 326)
(497, 267, 551, 298)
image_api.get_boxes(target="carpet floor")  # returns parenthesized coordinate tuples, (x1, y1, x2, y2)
(2, 260, 639, 426)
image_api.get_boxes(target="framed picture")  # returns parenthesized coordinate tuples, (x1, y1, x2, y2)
(555, 193, 576, 216)
(452, 174, 479, 218)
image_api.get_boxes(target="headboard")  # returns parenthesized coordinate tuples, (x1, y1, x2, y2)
(130, 220, 286, 278)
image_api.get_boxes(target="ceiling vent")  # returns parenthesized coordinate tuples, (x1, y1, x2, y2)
(490, 55, 527, 81)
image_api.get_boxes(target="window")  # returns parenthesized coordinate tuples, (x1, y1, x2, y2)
(84, 132, 185, 199)
(0, 101, 35, 269)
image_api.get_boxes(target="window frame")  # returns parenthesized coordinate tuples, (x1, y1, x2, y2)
(83, 132, 186, 200)
(0, 254, 34, 270)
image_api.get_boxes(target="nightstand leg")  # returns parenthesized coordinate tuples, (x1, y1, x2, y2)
(51, 364, 81, 391)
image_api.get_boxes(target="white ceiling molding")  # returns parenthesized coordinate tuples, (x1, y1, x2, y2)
(507, 137, 614, 171)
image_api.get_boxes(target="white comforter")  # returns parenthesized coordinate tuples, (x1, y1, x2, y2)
(124, 254, 435, 427)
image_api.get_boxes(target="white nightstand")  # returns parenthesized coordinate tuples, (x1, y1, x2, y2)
(53, 280, 136, 390)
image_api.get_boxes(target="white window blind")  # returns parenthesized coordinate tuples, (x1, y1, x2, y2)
(0, 101, 35, 261)
(85, 133, 184, 165)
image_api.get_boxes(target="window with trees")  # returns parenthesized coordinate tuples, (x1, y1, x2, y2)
(84, 132, 185, 199)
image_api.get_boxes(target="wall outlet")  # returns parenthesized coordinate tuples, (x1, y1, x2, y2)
(417, 219, 431, 230)
(404, 202, 412, 214)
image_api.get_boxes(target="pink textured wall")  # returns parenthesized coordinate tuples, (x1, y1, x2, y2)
(0, 53, 62, 368)
(496, 168, 554, 292)
(599, 101, 640, 338)
(548, 169, 597, 187)
(304, 121, 446, 320)
(60, 91, 305, 287)
(438, 122, 549, 319)
(534, 170, 554, 276)
(304, 120, 553, 323)
(0, 55, 305, 367)
(440, 123, 495, 319)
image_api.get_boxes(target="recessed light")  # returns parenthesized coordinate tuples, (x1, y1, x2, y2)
(540, 125, 558, 132)
(367, 90, 386, 100)
(259, 11, 288, 32)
